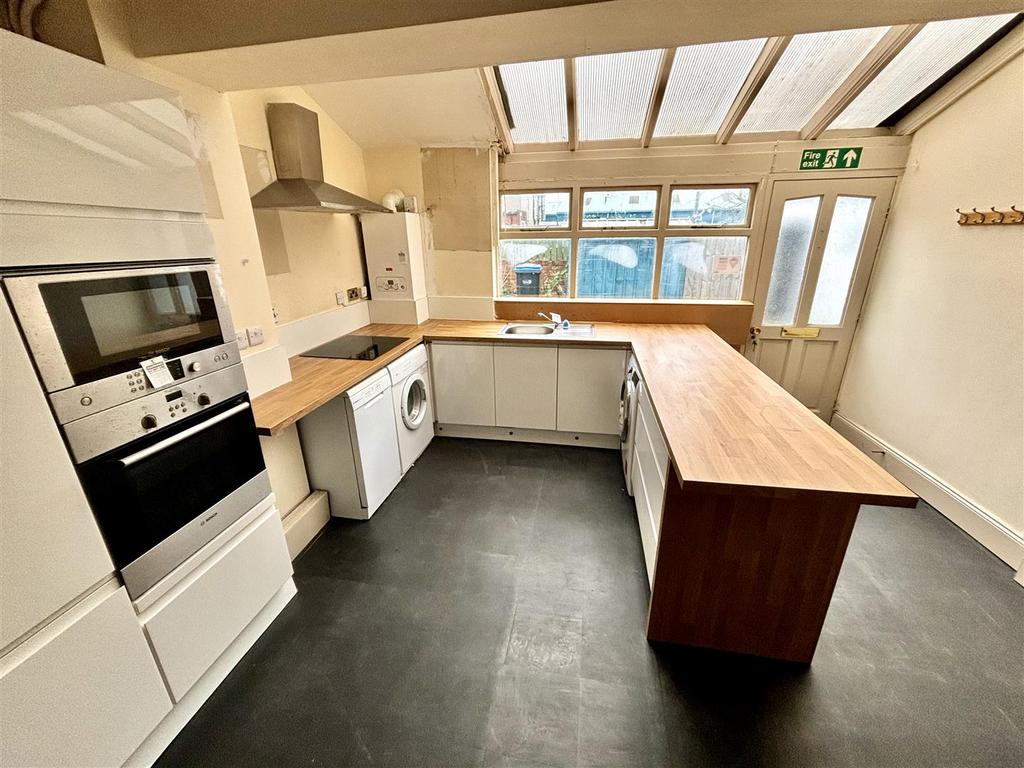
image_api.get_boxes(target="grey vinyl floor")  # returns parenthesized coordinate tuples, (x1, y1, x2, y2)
(155, 438, 1023, 768)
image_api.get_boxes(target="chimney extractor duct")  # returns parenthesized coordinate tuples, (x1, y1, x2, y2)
(250, 103, 390, 214)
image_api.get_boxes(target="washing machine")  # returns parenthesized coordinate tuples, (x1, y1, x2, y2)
(619, 354, 642, 496)
(387, 344, 434, 473)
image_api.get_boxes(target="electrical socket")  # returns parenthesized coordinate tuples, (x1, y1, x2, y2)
(246, 326, 265, 347)
(335, 291, 346, 306)
(346, 287, 361, 303)
(235, 330, 249, 350)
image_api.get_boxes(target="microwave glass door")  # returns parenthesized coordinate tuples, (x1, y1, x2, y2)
(39, 270, 225, 385)
(78, 395, 266, 571)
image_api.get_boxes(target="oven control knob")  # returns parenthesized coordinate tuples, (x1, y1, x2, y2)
(197, 393, 211, 406)
(189, 361, 202, 373)
(141, 414, 158, 430)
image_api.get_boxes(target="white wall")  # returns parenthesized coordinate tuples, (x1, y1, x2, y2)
(835, 54, 1023, 573)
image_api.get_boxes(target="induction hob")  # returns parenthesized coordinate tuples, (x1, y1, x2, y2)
(301, 335, 408, 361)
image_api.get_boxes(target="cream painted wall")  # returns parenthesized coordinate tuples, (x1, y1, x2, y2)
(228, 87, 370, 324)
(421, 147, 497, 315)
(836, 56, 1024, 549)
(363, 145, 425, 206)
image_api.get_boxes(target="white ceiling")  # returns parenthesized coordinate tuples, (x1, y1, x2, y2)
(305, 70, 497, 148)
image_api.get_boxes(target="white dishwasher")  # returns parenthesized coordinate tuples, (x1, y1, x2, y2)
(298, 369, 402, 519)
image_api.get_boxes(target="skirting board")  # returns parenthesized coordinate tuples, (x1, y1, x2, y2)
(281, 490, 330, 560)
(831, 412, 1024, 582)
(436, 422, 618, 450)
(124, 578, 297, 767)
(427, 295, 495, 320)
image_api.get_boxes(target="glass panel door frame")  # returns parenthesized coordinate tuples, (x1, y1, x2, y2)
(747, 176, 896, 414)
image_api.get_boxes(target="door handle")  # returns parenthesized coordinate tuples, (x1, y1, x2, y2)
(119, 401, 250, 467)
(749, 326, 761, 347)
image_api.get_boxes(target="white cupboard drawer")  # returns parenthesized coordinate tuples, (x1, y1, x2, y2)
(141, 507, 291, 701)
(430, 342, 496, 426)
(631, 455, 658, 587)
(556, 347, 627, 434)
(634, 400, 668, 537)
(494, 345, 558, 430)
(637, 386, 669, 487)
(0, 585, 171, 768)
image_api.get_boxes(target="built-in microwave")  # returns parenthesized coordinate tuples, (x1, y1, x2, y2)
(3, 263, 240, 425)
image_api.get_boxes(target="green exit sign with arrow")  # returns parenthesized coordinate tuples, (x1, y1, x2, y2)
(800, 147, 862, 170)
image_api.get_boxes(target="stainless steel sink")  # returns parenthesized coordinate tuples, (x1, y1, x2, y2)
(500, 323, 556, 335)
(498, 322, 596, 337)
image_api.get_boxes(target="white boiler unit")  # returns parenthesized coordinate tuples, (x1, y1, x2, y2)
(360, 212, 428, 324)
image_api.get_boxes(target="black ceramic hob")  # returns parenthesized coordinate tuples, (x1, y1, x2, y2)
(300, 335, 408, 361)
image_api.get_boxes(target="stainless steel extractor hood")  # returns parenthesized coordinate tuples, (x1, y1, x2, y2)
(250, 103, 390, 214)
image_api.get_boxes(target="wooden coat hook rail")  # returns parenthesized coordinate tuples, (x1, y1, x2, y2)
(956, 206, 1024, 225)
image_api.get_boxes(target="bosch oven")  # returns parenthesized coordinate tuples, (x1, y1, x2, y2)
(3, 263, 270, 599)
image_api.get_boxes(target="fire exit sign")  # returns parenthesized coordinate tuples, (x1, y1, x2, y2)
(800, 147, 862, 170)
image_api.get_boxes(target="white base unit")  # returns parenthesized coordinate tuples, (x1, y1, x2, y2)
(430, 342, 496, 427)
(0, 583, 172, 768)
(494, 344, 558, 430)
(137, 500, 293, 702)
(631, 386, 670, 586)
(299, 369, 403, 519)
(126, 579, 297, 768)
(557, 348, 629, 434)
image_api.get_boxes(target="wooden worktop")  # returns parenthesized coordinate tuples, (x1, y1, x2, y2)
(251, 319, 915, 506)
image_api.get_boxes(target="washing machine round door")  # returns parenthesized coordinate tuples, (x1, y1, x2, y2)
(401, 374, 428, 430)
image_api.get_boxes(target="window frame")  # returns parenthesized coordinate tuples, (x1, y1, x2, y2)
(497, 180, 761, 301)
(666, 184, 755, 229)
(499, 188, 574, 233)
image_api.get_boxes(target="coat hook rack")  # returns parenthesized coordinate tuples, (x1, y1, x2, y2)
(956, 205, 1023, 225)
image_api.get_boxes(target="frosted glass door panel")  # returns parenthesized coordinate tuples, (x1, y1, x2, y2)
(809, 196, 872, 325)
(763, 197, 820, 325)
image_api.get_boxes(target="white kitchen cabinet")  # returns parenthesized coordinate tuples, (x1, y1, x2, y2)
(556, 347, 628, 434)
(1, 33, 213, 268)
(140, 506, 292, 702)
(0, 295, 115, 649)
(430, 342, 496, 426)
(632, 386, 670, 586)
(0, 585, 171, 768)
(494, 345, 558, 430)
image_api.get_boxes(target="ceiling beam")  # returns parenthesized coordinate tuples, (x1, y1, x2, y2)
(641, 48, 676, 148)
(479, 67, 515, 154)
(800, 24, 925, 140)
(715, 36, 790, 145)
(564, 58, 578, 151)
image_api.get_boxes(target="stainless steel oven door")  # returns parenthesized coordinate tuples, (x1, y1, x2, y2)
(3, 263, 236, 394)
(77, 393, 270, 599)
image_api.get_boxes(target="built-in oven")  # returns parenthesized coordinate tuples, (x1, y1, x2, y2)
(3, 263, 240, 425)
(76, 387, 270, 599)
(3, 262, 270, 600)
